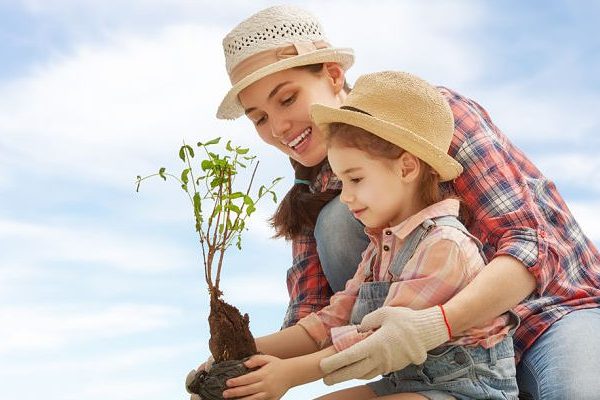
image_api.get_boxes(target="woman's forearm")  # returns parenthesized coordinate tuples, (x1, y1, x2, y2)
(444, 255, 536, 334)
(255, 324, 320, 358)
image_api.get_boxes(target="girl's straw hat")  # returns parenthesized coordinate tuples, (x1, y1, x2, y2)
(311, 71, 463, 182)
(217, 5, 354, 120)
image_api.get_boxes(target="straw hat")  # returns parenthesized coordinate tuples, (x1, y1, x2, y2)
(217, 5, 354, 120)
(311, 71, 463, 182)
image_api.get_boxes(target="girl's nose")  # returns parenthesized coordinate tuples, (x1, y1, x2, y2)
(339, 188, 354, 205)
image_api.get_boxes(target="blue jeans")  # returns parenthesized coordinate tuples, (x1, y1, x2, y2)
(517, 308, 600, 400)
(370, 337, 518, 400)
(315, 196, 600, 399)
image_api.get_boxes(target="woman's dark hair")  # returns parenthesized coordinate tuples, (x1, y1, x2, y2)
(270, 159, 340, 240)
(327, 123, 472, 226)
(269, 63, 350, 240)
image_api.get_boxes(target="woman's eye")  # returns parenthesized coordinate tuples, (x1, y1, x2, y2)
(281, 95, 296, 106)
(255, 115, 267, 126)
(350, 177, 362, 184)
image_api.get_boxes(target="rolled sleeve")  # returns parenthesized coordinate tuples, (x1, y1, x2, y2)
(297, 313, 332, 349)
(494, 226, 555, 295)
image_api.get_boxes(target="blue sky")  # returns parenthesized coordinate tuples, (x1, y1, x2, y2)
(0, 1, 599, 399)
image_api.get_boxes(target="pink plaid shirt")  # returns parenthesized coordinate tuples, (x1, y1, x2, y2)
(283, 87, 600, 363)
(297, 199, 512, 351)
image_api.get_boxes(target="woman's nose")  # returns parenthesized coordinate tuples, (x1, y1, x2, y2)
(270, 115, 292, 139)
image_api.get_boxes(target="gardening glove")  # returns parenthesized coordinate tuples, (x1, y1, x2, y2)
(320, 306, 450, 385)
(185, 355, 215, 399)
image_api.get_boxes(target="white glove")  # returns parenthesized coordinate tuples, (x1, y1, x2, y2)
(320, 306, 450, 385)
(185, 355, 215, 399)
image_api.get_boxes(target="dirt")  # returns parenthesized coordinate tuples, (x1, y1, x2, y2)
(208, 294, 257, 363)
(187, 294, 258, 399)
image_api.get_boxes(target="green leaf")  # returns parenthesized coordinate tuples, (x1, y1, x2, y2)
(259, 185, 265, 198)
(204, 137, 221, 146)
(246, 204, 256, 216)
(193, 192, 202, 214)
(210, 177, 222, 188)
(272, 176, 284, 184)
(201, 160, 213, 171)
(243, 195, 253, 206)
(179, 145, 194, 162)
(228, 204, 241, 214)
(159, 167, 167, 181)
(269, 190, 278, 203)
(229, 192, 244, 199)
(181, 184, 188, 192)
(236, 147, 249, 155)
(135, 176, 142, 192)
(236, 160, 247, 168)
(226, 140, 233, 151)
(181, 168, 190, 184)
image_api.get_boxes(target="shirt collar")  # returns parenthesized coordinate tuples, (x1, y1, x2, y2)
(365, 198, 461, 240)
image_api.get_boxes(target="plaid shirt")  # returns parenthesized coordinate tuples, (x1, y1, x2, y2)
(283, 87, 600, 362)
(297, 199, 512, 351)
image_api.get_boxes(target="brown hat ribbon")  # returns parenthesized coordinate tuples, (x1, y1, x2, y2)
(229, 40, 330, 84)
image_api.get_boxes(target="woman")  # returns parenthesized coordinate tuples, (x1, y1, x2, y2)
(189, 5, 600, 399)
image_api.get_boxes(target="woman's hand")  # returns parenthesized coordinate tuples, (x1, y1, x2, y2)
(222, 354, 294, 400)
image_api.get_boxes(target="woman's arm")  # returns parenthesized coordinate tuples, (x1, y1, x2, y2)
(445, 254, 535, 334)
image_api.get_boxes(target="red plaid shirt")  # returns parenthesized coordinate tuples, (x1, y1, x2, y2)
(283, 87, 600, 362)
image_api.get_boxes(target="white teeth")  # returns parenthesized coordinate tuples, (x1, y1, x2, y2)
(288, 128, 311, 149)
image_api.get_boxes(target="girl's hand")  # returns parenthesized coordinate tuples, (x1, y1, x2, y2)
(222, 354, 294, 400)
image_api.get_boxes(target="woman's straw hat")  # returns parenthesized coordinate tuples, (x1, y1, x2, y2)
(217, 5, 354, 120)
(311, 71, 463, 182)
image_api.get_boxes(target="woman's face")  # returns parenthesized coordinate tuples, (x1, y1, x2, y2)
(238, 64, 345, 167)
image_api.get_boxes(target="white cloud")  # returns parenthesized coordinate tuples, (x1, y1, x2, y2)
(0, 217, 189, 272)
(534, 153, 600, 193)
(0, 304, 181, 354)
(475, 84, 599, 145)
(222, 275, 289, 306)
(570, 201, 600, 244)
(0, 23, 244, 188)
(314, 0, 486, 86)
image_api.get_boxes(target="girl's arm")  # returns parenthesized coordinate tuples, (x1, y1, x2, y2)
(223, 346, 337, 399)
(255, 324, 320, 358)
(320, 255, 535, 384)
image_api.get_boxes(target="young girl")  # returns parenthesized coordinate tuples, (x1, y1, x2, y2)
(218, 71, 519, 400)
(188, 6, 600, 399)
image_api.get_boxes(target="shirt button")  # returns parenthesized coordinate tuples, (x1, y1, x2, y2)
(383, 245, 390, 251)
(385, 230, 392, 236)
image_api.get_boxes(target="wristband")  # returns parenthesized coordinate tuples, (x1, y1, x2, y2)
(438, 304, 453, 338)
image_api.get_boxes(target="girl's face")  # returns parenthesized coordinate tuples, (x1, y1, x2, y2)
(328, 145, 423, 229)
(238, 64, 345, 167)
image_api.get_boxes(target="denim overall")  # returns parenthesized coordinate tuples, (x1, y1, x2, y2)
(351, 215, 520, 400)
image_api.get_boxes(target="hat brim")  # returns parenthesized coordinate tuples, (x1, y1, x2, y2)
(217, 47, 354, 120)
(311, 104, 463, 182)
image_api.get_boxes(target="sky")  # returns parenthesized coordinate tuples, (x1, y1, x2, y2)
(0, 1, 599, 399)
